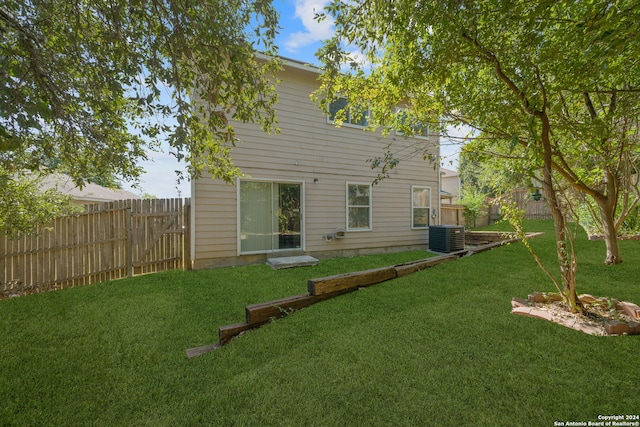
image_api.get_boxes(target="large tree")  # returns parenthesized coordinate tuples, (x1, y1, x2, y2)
(1, 0, 280, 234)
(316, 0, 640, 311)
(465, 105, 640, 260)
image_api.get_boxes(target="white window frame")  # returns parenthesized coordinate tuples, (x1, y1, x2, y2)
(346, 182, 373, 231)
(327, 97, 370, 129)
(395, 108, 430, 139)
(237, 177, 306, 255)
(411, 185, 431, 229)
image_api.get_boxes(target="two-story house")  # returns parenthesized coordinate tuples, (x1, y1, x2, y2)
(189, 57, 442, 269)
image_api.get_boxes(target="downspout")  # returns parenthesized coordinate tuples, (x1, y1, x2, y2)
(190, 177, 197, 269)
(437, 132, 442, 225)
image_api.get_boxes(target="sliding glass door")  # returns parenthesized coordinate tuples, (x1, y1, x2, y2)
(239, 181, 302, 253)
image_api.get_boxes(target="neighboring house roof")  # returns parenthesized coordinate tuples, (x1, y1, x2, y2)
(39, 173, 141, 203)
(440, 167, 458, 177)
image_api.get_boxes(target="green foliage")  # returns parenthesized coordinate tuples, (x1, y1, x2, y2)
(574, 195, 604, 237)
(1, 0, 281, 232)
(316, 0, 640, 265)
(0, 171, 82, 236)
(576, 192, 640, 237)
(461, 135, 542, 194)
(458, 150, 495, 198)
(458, 187, 486, 228)
(499, 196, 582, 311)
(621, 204, 640, 234)
(500, 199, 566, 295)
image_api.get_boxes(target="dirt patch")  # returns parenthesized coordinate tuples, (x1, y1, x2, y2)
(512, 293, 640, 336)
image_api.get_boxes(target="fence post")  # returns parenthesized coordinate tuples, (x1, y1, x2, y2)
(126, 207, 133, 277)
(183, 198, 192, 271)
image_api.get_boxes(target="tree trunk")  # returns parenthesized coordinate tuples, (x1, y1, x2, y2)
(597, 198, 623, 265)
(593, 169, 623, 265)
(488, 44, 582, 311)
(541, 172, 581, 312)
(540, 113, 582, 313)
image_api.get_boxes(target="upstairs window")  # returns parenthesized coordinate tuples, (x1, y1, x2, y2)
(328, 97, 370, 127)
(396, 110, 429, 139)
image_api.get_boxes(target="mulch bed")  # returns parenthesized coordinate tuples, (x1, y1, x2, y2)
(512, 292, 640, 336)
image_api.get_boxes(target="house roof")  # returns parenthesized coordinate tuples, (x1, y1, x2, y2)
(440, 167, 459, 177)
(39, 173, 141, 203)
(440, 189, 455, 199)
(256, 53, 322, 74)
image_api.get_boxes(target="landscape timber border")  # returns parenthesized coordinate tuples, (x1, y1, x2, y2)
(186, 231, 543, 358)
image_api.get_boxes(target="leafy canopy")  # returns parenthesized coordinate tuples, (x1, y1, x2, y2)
(1, 0, 281, 233)
(317, 0, 640, 136)
(315, 0, 640, 306)
(316, 0, 640, 267)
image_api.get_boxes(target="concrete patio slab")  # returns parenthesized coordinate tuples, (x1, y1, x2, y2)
(266, 255, 319, 270)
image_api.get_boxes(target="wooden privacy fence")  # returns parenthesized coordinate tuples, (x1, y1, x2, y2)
(441, 198, 550, 228)
(1, 198, 190, 298)
(487, 199, 552, 222)
(440, 204, 491, 227)
(523, 200, 552, 220)
(441, 204, 465, 226)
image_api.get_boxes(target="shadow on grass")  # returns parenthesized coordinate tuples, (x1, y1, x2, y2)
(1, 220, 639, 426)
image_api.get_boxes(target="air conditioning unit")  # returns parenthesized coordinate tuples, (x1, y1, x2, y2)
(429, 225, 465, 253)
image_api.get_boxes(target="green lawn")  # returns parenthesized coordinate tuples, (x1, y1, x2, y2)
(1, 221, 639, 426)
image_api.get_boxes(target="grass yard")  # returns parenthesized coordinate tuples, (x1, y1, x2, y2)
(1, 220, 639, 426)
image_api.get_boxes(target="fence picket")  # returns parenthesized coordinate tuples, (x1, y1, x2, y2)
(1, 198, 190, 298)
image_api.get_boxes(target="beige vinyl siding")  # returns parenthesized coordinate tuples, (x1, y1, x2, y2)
(192, 62, 439, 268)
(191, 183, 237, 261)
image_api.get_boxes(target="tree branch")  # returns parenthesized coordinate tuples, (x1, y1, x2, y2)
(460, 31, 535, 115)
(583, 92, 597, 119)
(0, 7, 63, 113)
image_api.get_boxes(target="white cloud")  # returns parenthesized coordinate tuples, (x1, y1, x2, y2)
(341, 48, 370, 70)
(121, 150, 191, 198)
(284, 0, 334, 53)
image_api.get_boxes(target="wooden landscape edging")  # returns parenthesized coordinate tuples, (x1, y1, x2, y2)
(307, 266, 398, 296)
(186, 232, 542, 358)
(394, 254, 459, 277)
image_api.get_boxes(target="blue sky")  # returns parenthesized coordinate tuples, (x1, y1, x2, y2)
(275, 0, 333, 65)
(122, 0, 460, 198)
(122, 0, 331, 198)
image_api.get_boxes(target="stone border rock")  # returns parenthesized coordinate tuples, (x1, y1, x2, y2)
(511, 292, 640, 336)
